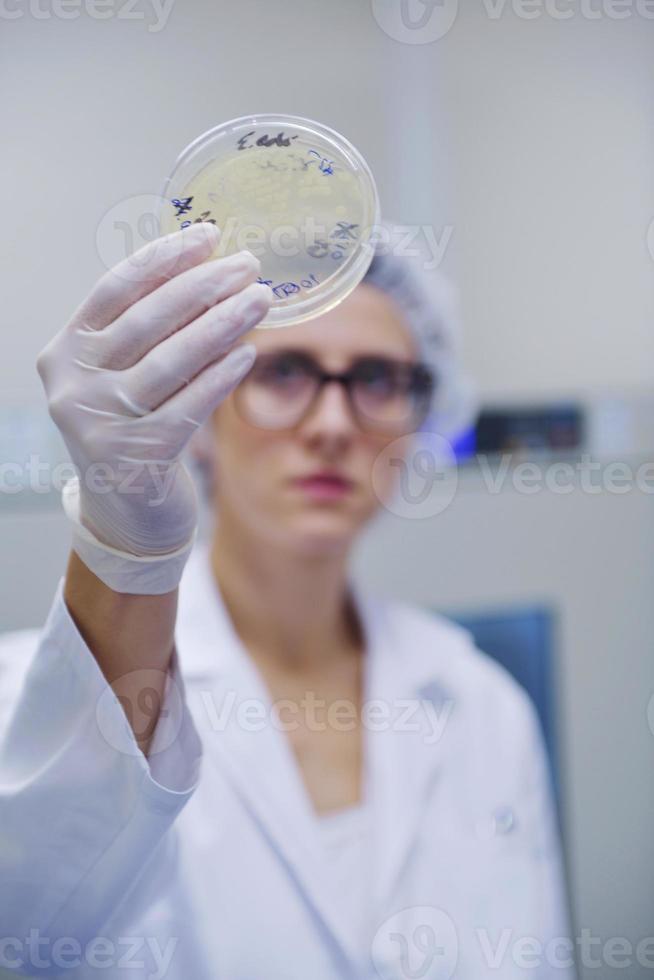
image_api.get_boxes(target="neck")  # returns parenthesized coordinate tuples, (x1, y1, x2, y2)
(209, 511, 363, 671)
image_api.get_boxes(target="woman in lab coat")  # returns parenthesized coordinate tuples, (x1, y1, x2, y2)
(0, 223, 575, 979)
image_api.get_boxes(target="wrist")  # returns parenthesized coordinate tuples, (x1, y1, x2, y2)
(62, 477, 196, 595)
(75, 460, 198, 556)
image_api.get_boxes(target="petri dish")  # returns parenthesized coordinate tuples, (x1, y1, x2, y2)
(158, 114, 380, 329)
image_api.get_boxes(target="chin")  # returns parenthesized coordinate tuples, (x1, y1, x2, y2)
(276, 511, 363, 558)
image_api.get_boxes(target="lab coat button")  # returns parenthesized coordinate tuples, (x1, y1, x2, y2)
(491, 805, 516, 835)
(475, 805, 516, 839)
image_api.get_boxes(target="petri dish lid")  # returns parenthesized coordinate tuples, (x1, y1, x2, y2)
(158, 114, 380, 329)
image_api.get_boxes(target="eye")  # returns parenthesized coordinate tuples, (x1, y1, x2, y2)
(253, 353, 313, 388)
(353, 359, 400, 397)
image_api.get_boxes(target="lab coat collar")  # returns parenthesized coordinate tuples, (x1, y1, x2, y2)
(177, 541, 458, 696)
(176, 542, 459, 970)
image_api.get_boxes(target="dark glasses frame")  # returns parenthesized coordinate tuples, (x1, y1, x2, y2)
(233, 349, 435, 434)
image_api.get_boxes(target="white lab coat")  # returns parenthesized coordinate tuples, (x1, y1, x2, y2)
(0, 544, 576, 979)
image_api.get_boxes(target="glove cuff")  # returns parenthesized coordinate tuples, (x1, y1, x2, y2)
(61, 477, 196, 595)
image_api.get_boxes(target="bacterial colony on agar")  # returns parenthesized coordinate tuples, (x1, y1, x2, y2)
(159, 116, 380, 328)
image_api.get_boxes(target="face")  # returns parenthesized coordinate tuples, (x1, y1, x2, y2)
(209, 282, 421, 558)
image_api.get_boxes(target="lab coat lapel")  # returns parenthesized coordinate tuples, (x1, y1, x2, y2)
(176, 544, 364, 970)
(362, 599, 455, 914)
(177, 545, 457, 958)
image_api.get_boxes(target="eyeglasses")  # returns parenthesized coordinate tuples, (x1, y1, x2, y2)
(233, 349, 435, 435)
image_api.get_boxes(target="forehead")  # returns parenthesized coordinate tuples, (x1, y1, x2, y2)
(243, 282, 418, 366)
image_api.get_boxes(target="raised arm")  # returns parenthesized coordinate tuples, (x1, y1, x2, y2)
(0, 226, 271, 961)
(36, 223, 271, 750)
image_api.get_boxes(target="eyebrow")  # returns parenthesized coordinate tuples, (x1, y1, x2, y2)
(255, 347, 418, 365)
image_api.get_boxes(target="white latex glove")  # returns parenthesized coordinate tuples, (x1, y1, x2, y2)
(36, 222, 271, 593)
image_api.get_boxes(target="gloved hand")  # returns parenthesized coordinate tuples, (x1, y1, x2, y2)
(36, 222, 271, 593)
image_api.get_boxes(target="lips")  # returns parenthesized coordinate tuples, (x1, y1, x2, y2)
(292, 472, 354, 500)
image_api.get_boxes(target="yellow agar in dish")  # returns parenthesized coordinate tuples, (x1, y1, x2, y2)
(159, 116, 380, 329)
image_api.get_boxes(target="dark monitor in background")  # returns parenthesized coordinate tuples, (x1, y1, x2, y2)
(475, 405, 584, 455)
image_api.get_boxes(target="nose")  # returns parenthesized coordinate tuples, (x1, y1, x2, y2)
(298, 378, 358, 445)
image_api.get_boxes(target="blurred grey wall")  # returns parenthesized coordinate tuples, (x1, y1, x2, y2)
(2, 2, 653, 399)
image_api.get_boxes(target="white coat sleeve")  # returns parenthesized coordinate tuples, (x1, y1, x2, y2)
(0, 578, 203, 960)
